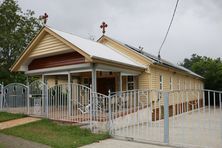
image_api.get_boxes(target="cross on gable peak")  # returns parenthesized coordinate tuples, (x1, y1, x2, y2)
(100, 21, 108, 35)
(39, 13, 49, 25)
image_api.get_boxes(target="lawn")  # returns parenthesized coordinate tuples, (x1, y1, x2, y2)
(0, 143, 6, 148)
(0, 119, 110, 148)
(0, 112, 26, 122)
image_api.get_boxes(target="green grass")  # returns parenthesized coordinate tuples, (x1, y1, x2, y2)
(0, 119, 110, 148)
(0, 143, 6, 148)
(0, 112, 26, 122)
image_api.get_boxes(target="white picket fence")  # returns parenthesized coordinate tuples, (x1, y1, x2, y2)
(0, 81, 221, 147)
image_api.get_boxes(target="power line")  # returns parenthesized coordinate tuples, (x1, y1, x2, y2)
(158, 0, 180, 59)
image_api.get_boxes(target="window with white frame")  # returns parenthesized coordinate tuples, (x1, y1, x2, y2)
(170, 76, 173, 90)
(127, 76, 134, 90)
(160, 75, 163, 90)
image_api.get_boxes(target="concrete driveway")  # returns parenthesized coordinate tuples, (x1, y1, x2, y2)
(81, 139, 171, 148)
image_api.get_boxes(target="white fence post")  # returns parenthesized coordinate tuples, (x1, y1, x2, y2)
(27, 84, 30, 115)
(164, 92, 169, 144)
(0, 84, 3, 111)
(89, 85, 93, 131)
(68, 72, 71, 117)
(108, 89, 112, 134)
(45, 84, 48, 117)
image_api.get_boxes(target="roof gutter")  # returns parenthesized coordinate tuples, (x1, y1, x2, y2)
(153, 62, 204, 79)
(91, 56, 146, 71)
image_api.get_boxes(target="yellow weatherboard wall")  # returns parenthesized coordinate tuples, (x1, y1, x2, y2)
(30, 33, 72, 58)
(98, 36, 204, 95)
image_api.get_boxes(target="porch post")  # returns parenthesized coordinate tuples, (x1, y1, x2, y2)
(41, 74, 45, 83)
(68, 72, 71, 116)
(91, 63, 97, 92)
(119, 72, 122, 92)
(91, 63, 97, 117)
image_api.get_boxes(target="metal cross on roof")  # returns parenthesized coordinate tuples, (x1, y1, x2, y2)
(39, 13, 49, 25)
(100, 22, 108, 34)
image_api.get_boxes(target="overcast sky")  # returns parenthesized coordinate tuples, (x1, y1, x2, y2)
(17, 0, 222, 64)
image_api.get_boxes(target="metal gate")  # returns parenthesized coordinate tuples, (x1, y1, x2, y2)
(29, 80, 48, 116)
(109, 89, 222, 148)
(109, 90, 155, 142)
(47, 83, 91, 123)
(2, 83, 28, 114)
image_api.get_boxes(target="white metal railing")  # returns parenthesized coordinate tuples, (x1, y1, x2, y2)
(90, 92, 109, 132)
(47, 83, 92, 123)
(0, 82, 221, 147)
(168, 89, 222, 148)
(109, 89, 222, 148)
(109, 90, 163, 143)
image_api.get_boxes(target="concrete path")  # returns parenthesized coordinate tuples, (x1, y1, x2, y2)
(0, 133, 50, 148)
(0, 117, 40, 130)
(81, 139, 171, 148)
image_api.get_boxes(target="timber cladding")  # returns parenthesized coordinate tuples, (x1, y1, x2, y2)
(28, 52, 85, 70)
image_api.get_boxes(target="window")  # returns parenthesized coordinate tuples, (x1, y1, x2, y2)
(170, 77, 173, 90)
(160, 75, 163, 90)
(127, 76, 134, 90)
(178, 79, 180, 90)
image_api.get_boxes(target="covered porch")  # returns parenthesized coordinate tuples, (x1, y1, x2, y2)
(26, 62, 141, 95)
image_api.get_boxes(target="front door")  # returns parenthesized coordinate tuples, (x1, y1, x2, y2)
(97, 78, 115, 95)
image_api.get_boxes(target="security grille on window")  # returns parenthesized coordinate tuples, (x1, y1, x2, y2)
(127, 76, 134, 90)
(160, 75, 163, 90)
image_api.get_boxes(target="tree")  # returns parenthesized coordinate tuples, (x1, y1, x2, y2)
(0, 0, 42, 84)
(180, 54, 222, 90)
